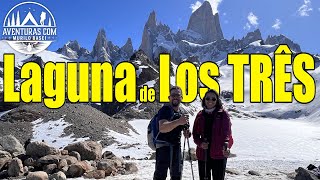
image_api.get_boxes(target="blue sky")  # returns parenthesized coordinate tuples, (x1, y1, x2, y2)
(1, 0, 319, 54)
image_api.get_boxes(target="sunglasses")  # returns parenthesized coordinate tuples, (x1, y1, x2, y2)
(170, 93, 182, 98)
(205, 97, 217, 101)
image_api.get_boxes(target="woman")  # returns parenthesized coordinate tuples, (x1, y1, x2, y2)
(193, 89, 233, 180)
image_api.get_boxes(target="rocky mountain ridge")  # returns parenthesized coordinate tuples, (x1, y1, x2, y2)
(57, 29, 134, 64)
(55, 2, 303, 65)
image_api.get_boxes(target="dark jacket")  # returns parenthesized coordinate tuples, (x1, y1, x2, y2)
(157, 105, 183, 145)
(193, 108, 233, 160)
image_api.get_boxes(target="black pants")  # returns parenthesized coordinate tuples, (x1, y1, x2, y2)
(198, 158, 227, 180)
(153, 145, 181, 180)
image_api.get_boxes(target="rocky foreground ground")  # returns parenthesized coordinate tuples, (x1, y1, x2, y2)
(0, 135, 138, 179)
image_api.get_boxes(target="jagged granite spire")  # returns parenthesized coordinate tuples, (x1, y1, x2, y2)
(139, 11, 157, 60)
(146, 11, 156, 30)
(241, 29, 263, 46)
(187, 1, 224, 43)
(121, 38, 134, 57)
(91, 29, 110, 62)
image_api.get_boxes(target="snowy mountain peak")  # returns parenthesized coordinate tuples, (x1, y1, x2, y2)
(92, 28, 110, 62)
(241, 29, 263, 47)
(65, 40, 81, 51)
(57, 40, 90, 60)
(265, 34, 301, 52)
(187, 1, 224, 43)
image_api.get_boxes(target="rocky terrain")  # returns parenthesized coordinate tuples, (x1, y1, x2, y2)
(0, 103, 133, 148)
(0, 136, 138, 179)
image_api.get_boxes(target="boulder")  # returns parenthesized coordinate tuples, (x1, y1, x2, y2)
(117, 167, 126, 175)
(60, 150, 68, 156)
(38, 155, 60, 165)
(58, 159, 68, 170)
(125, 162, 138, 174)
(26, 141, 58, 157)
(26, 171, 49, 180)
(0, 150, 12, 170)
(226, 168, 241, 175)
(0, 135, 25, 157)
(64, 141, 102, 160)
(25, 166, 34, 174)
(66, 161, 93, 178)
(83, 170, 106, 179)
(44, 164, 57, 174)
(295, 167, 319, 180)
(102, 150, 116, 159)
(78, 160, 94, 172)
(248, 170, 261, 176)
(90, 160, 97, 168)
(24, 157, 38, 167)
(60, 155, 78, 165)
(69, 151, 81, 161)
(0, 170, 8, 179)
(49, 171, 67, 180)
(66, 164, 85, 178)
(8, 158, 24, 177)
(110, 157, 124, 168)
(97, 160, 117, 176)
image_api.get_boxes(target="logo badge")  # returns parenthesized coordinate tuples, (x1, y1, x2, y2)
(2, 2, 57, 54)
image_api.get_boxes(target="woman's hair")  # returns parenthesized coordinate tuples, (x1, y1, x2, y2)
(201, 89, 222, 109)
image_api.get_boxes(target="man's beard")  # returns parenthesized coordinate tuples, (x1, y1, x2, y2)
(171, 100, 180, 107)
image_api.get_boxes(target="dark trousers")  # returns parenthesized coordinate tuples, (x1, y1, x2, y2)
(153, 145, 181, 180)
(198, 158, 227, 180)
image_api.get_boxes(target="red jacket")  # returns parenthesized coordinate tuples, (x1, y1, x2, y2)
(192, 108, 233, 160)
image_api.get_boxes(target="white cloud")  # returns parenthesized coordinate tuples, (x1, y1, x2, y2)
(206, 0, 223, 15)
(272, 19, 281, 30)
(224, 20, 229, 24)
(298, 0, 313, 16)
(190, 1, 202, 13)
(223, 12, 227, 16)
(190, 0, 223, 15)
(244, 22, 251, 30)
(247, 12, 259, 27)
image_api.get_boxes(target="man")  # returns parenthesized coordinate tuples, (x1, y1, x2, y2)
(153, 86, 191, 180)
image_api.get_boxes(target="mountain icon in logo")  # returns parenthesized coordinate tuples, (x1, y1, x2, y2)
(2, 2, 57, 54)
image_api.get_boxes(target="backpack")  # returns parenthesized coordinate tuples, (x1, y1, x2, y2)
(147, 106, 176, 150)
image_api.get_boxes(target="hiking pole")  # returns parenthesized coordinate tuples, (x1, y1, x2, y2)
(204, 149, 208, 180)
(180, 137, 186, 180)
(204, 138, 208, 180)
(187, 137, 195, 180)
